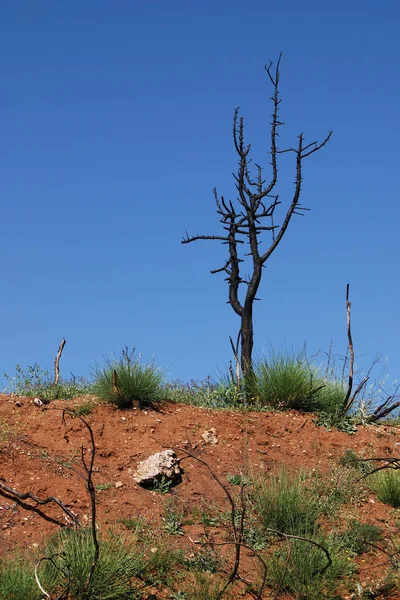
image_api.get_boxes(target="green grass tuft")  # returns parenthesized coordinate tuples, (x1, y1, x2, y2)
(0, 553, 42, 600)
(368, 468, 400, 508)
(250, 467, 321, 536)
(254, 352, 346, 413)
(92, 347, 164, 408)
(40, 528, 147, 599)
(268, 532, 353, 600)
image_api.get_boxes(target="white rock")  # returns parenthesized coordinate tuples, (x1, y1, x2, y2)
(201, 428, 218, 445)
(133, 450, 182, 488)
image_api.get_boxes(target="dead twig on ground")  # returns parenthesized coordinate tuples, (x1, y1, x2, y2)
(0, 481, 80, 527)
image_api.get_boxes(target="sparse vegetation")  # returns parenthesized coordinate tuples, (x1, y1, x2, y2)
(342, 519, 383, 555)
(3, 363, 92, 401)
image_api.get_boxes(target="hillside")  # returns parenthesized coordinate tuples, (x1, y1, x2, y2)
(1, 393, 400, 599)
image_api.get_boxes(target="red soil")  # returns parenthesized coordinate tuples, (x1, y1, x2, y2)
(1, 393, 400, 599)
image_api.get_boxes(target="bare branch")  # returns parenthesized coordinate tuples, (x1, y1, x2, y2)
(182, 232, 230, 244)
(342, 284, 355, 413)
(53, 338, 66, 385)
(62, 410, 99, 589)
(0, 481, 80, 527)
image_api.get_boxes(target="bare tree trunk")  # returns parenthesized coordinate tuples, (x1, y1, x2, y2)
(241, 306, 254, 375)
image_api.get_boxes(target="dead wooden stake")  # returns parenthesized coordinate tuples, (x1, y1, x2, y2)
(53, 338, 66, 385)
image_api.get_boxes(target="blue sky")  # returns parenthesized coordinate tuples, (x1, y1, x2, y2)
(1, 0, 399, 389)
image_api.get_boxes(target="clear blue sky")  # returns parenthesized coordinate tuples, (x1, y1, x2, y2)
(1, 0, 399, 389)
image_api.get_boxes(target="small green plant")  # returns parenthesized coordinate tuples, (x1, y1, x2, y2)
(343, 520, 382, 555)
(75, 401, 94, 416)
(184, 549, 222, 574)
(0, 553, 42, 600)
(0, 418, 14, 450)
(179, 572, 223, 600)
(369, 468, 400, 508)
(95, 482, 112, 492)
(318, 466, 364, 512)
(315, 411, 358, 434)
(163, 500, 184, 536)
(93, 346, 164, 408)
(120, 515, 147, 537)
(165, 377, 244, 410)
(339, 448, 372, 476)
(251, 467, 321, 536)
(226, 473, 247, 486)
(150, 475, 172, 494)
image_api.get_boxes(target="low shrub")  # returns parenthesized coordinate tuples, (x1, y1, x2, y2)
(93, 347, 164, 408)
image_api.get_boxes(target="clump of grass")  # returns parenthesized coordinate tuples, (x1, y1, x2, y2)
(254, 352, 345, 413)
(268, 533, 353, 600)
(74, 400, 95, 416)
(317, 466, 364, 513)
(162, 498, 185, 536)
(0, 553, 41, 600)
(3, 363, 92, 401)
(40, 528, 147, 599)
(250, 468, 321, 536)
(368, 469, 400, 508)
(93, 346, 164, 408)
(179, 572, 224, 600)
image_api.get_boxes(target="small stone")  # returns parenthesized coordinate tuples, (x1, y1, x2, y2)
(15, 401, 23, 407)
(201, 428, 218, 445)
(32, 398, 43, 406)
(115, 481, 123, 488)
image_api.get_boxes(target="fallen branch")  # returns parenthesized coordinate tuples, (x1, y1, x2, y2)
(0, 481, 80, 527)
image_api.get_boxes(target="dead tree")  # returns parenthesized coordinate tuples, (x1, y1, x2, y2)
(182, 55, 332, 378)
